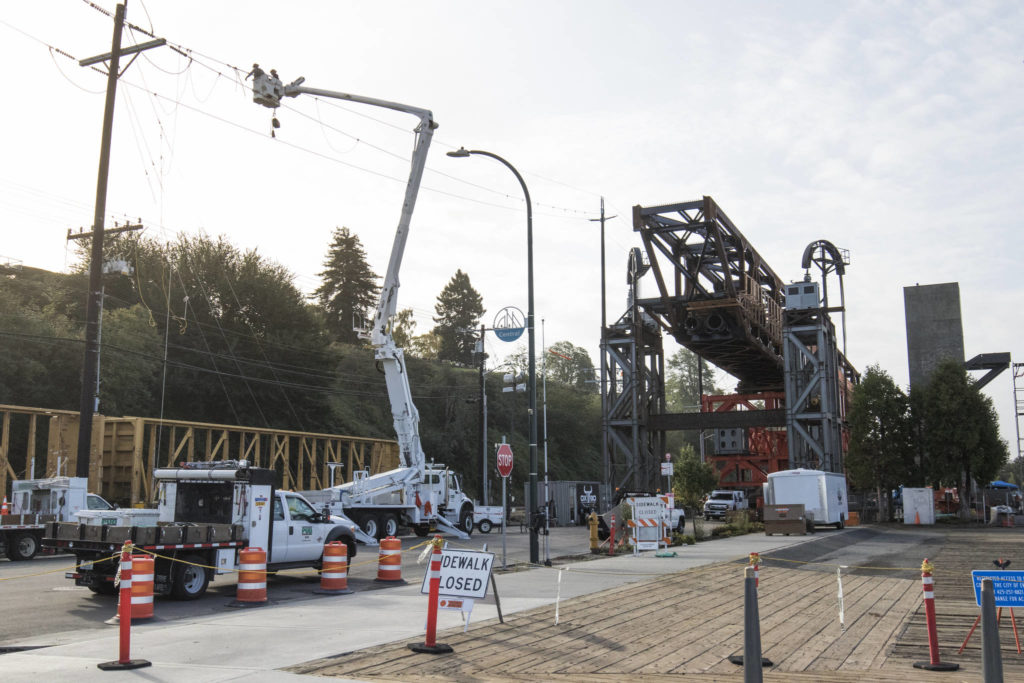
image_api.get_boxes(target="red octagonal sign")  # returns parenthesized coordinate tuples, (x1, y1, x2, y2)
(496, 443, 514, 478)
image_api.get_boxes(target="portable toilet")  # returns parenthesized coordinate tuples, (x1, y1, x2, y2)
(902, 487, 935, 525)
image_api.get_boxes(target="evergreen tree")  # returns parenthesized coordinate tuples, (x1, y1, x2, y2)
(432, 270, 485, 365)
(314, 227, 380, 344)
(846, 365, 914, 520)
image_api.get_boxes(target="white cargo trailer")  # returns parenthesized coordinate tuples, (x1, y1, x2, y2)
(764, 469, 849, 529)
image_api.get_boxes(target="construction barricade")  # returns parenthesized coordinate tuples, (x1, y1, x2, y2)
(130, 554, 154, 620)
(376, 536, 404, 583)
(231, 547, 268, 606)
(315, 541, 352, 595)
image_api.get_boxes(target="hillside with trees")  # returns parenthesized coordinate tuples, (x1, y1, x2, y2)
(0, 230, 602, 502)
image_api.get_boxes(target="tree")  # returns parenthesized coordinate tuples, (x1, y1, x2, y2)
(672, 444, 718, 509)
(432, 270, 484, 365)
(388, 308, 417, 349)
(664, 347, 725, 456)
(917, 359, 1009, 518)
(846, 365, 914, 521)
(314, 227, 379, 344)
(666, 348, 721, 412)
(408, 331, 441, 359)
(546, 341, 596, 392)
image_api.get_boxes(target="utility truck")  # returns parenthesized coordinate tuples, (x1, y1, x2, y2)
(250, 68, 473, 540)
(763, 468, 848, 529)
(44, 461, 366, 599)
(1, 477, 115, 561)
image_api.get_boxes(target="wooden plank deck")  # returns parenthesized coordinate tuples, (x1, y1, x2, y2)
(289, 526, 1024, 681)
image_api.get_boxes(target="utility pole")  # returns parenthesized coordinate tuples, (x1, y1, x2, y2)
(74, 3, 165, 480)
(478, 323, 488, 506)
(590, 198, 615, 487)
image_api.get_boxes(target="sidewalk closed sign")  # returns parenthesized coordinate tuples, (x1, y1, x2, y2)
(420, 549, 495, 599)
(971, 570, 1024, 607)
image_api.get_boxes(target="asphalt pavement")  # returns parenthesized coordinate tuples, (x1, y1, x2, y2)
(0, 528, 816, 681)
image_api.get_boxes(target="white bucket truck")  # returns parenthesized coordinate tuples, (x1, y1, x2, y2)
(250, 69, 475, 541)
(764, 468, 849, 529)
(45, 461, 367, 599)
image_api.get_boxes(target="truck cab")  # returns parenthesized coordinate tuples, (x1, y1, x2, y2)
(422, 466, 474, 535)
(703, 490, 748, 520)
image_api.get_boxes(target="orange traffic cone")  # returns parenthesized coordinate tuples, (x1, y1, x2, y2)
(914, 511, 921, 525)
(1, 497, 8, 515)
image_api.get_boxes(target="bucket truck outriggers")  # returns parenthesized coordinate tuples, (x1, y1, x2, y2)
(250, 69, 473, 540)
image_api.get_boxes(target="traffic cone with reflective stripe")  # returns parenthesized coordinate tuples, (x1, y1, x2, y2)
(407, 536, 453, 654)
(1, 497, 8, 515)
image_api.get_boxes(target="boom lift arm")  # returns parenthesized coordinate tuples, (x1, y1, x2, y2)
(251, 68, 435, 475)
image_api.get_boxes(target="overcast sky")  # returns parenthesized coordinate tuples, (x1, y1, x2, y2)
(2, 1, 1022, 451)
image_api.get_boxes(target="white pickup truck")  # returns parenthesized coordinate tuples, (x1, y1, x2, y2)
(703, 489, 749, 520)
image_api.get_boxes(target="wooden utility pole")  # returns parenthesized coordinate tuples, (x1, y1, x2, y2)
(74, 3, 165, 480)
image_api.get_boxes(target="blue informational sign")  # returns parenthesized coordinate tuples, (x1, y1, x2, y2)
(494, 327, 524, 342)
(971, 570, 1024, 607)
(493, 306, 526, 342)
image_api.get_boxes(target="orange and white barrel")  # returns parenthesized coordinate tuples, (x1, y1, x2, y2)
(375, 536, 403, 582)
(236, 547, 268, 604)
(315, 542, 352, 595)
(130, 554, 154, 620)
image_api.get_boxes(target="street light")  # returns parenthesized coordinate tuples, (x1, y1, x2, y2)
(447, 146, 539, 565)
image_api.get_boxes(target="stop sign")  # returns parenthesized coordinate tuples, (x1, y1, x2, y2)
(496, 443, 514, 478)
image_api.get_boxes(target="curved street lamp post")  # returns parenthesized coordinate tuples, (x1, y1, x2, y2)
(447, 147, 539, 565)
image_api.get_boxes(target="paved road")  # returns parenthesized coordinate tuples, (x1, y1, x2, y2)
(759, 523, 947, 576)
(0, 524, 615, 644)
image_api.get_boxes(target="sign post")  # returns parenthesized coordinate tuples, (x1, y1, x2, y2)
(496, 439, 514, 569)
(661, 452, 673, 498)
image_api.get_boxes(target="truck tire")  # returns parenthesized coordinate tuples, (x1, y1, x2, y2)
(5, 531, 40, 561)
(412, 524, 430, 537)
(171, 554, 210, 600)
(381, 513, 399, 538)
(359, 514, 381, 540)
(478, 519, 492, 534)
(460, 509, 474, 536)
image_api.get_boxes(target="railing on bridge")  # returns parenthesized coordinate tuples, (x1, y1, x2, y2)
(0, 404, 399, 505)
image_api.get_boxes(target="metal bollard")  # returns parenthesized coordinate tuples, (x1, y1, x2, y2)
(913, 558, 958, 671)
(981, 578, 1004, 683)
(743, 566, 763, 683)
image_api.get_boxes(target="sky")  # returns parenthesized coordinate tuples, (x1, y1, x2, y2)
(1, 1, 1022, 452)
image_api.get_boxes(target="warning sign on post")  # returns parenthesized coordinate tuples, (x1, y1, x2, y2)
(420, 549, 495, 599)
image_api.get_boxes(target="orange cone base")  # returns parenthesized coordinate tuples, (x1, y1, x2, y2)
(408, 642, 453, 655)
(913, 661, 959, 671)
(313, 586, 353, 595)
(97, 659, 152, 671)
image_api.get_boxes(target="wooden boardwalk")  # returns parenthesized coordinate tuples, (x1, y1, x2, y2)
(290, 526, 1024, 681)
